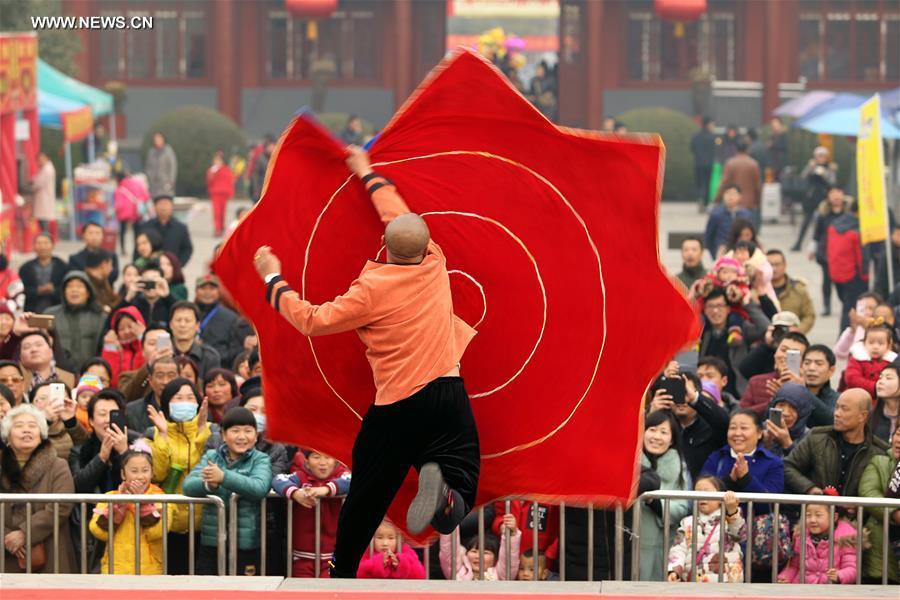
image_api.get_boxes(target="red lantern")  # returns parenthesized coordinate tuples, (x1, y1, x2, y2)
(285, 0, 338, 19)
(654, 0, 707, 22)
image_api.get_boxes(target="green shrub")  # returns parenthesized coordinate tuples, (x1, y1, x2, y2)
(617, 107, 697, 200)
(142, 106, 247, 198)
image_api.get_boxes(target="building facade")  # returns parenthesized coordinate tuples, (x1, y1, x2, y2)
(63, 0, 446, 140)
(557, 0, 900, 128)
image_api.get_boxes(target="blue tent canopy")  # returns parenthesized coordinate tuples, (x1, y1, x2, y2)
(37, 89, 87, 128)
(37, 59, 113, 117)
(799, 106, 900, 139)
(791, 93, 866, 129)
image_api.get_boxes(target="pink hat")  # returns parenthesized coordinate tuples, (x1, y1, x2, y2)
(713, 257, 743, 272)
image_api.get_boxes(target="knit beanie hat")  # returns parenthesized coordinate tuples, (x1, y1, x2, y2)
(221, 406, 256, 431)
(76, 374, 104, 396)
(713, 256, 745, 275)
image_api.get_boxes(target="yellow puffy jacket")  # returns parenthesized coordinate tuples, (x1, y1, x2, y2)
(88, 484, 174, 575)
(149, 415, 211, 533)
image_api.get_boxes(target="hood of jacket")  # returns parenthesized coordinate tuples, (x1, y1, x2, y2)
(291, 450, 349, 485)
(769, 383, 814, 439)
(60, 270, 99, 311)
(830, 213, 859, 235)
(112, 305, 146, 331)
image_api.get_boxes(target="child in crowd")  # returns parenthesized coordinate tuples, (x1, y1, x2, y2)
(667, 477, 746, 583)
(184, 407, 272, 576)
(89, 445, 171, 575)
(840, 322, 897, 397)
(778, 501, 858, 584)
(517, 549, 557, 581)
(440, 513, 520, 580)
(491, 500, 559, 570)
(692, 257, 751, 321)
(271, 449, 352, 577)
(73, 374, 104, 432)
(356, 519, 426, 579)
(834, 292, 881, 360)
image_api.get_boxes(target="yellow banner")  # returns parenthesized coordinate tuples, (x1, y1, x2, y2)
(62, 106, 93, 143)
(857, 94, 887, 245)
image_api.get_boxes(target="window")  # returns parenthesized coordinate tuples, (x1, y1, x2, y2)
(797, 1, 899, 83)
(155, 11, 179, 79)
(561, 4, 582, 65)
(888, 16, 900, 81)
(184, 11, 207, 79)
(99, 11, 124, 79)
(97, 6, 208, 82)
(126, 10, 152, 79)
(265, 9, 377, 81)
(625, 10, 737, 82)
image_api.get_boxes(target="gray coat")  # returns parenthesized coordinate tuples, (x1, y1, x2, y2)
(146, 144, 177, 197)
(46, 271, 106, 370)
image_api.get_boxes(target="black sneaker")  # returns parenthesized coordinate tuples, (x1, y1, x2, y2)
(407, 462, 445, 534)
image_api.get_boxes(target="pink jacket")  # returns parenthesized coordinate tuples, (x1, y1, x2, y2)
(778, 520, 858, 584)
(114, 176, 150, 222)
(356, 544, 425, 579)
(439, 529, 520, 581)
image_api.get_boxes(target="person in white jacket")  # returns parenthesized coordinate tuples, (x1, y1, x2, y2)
(667, 477, 746, 583)
(440, 513, 520, 580)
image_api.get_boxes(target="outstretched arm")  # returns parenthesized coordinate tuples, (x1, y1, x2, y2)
(346, 145, 410, 223)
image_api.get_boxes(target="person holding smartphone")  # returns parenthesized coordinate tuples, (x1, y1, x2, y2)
(763, 383, 814, 457)
(28, 381, 88, 461)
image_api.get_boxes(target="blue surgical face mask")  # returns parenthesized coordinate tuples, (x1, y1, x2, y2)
(254, 413, 267, 434)
(169, 402, 198, 423)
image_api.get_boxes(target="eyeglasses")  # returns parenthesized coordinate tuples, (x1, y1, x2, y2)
(0, 376, 24, 384)
(706, 304, 728, 311)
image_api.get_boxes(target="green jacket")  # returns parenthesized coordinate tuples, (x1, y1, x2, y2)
(639, 449, 691, 581)
(859, 453, 899, 583)
(784, 426, 889, 496)
(183, 445, 272, 550)
(775, 277, 816, 334)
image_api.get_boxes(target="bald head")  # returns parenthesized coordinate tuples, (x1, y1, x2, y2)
(385, 213, 430, 264)
(833, 388, 871, 436)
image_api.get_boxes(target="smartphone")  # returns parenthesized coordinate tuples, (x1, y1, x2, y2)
(786, 349, 802, 375)
(139, 279, 156, 290)
(156, 332, 172, 353)
(856, 300, 866, 315)
(49, 382, 66, 410)
(26, 314, 55, 329)
(769, 407, 783, 428)
(661, 376, 686, 404)
(674, 350, 699, 374)
(108, 409, 127, 432)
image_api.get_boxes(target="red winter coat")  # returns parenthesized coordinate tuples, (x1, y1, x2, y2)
(206, 165, 235, 198)
(271, 453, 351, 563)
(356, 544, 425, 579)
(839, 348, 898, 397)
(101, 306, 146, 388)
(827, 215, 866, 284)
(739, 371, 779, 418)
(491, 500, 559, 562)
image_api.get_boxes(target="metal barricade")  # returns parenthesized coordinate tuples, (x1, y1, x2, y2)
(631, 490, 900, 585)
(0, 493, 227, 576)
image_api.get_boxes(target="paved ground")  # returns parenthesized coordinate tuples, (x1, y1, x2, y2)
(12, 198, 841, 349)
(2, 575, 897, 598)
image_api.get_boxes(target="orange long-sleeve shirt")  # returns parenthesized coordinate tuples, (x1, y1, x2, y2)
(267, 174, 476, 405)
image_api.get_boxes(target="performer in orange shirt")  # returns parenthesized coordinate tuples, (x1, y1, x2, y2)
(253, 146, 480, 578)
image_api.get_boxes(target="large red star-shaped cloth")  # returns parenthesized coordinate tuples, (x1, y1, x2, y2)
(215, 49, 698, 539)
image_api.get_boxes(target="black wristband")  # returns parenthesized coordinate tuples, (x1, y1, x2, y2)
(726, 509, 739, 517)
(360, 172, 380, 184)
